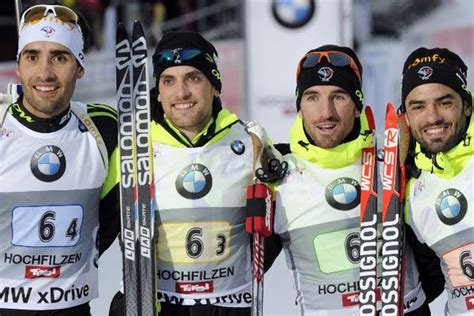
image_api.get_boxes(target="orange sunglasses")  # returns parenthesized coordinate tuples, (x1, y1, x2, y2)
(296, 51, 362, 82)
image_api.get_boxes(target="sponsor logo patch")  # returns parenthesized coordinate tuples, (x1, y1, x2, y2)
(175, 164, 212, 199)
(176, 281, 213, 294)
(325, 177, 360, 210)
(25, 265, 60, 279)
(318, 66, 334, 82)
(342, 291, 359, 307)
(40, 26, 55, 37)
(435, 188, 468, 225)
(30, 145, 66, 182)
(230, 140, 245, 155)
(466, 295, 474, 310)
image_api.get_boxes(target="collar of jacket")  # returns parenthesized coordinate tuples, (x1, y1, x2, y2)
(8, 94, 71, 132)
(163, 114, 214, 146)
(151, 108, 240, 148)
(414, 113, 474, 179)
(289, 108, 373, 169)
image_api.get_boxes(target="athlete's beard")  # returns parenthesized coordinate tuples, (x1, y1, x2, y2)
(416, 115, 469, 155)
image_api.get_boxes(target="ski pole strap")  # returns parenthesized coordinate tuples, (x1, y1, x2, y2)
(246, 183, 274, 237)
(70, 101, 109, 172)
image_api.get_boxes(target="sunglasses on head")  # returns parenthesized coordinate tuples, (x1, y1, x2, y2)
(297, 51, 362, 82)
(20, 4, 81, 32)
(153, 48, 215, 67)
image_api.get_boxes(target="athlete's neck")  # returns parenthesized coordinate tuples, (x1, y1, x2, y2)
(11, 95, 72, 133)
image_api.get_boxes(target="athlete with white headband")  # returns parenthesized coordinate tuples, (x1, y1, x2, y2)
(0, 4, 120, 315)
(17, 5, 86, 69)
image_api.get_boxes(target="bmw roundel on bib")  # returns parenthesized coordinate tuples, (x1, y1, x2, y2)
(435, 188, 467, 225)
(175, 163, 213, 200)
(325, 177, 360, 211)
(30, 145, 66, 182)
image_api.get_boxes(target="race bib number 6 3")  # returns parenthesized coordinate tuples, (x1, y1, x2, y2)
(158, 221, 231, 264)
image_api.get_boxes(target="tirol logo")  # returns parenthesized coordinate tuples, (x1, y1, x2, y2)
(25, 265, 60, 279)
(325, 177, 360, 211)
(176, 163, 212, 199)
(342, 291, 359, 307)
(417, 66, 433, 80)
(271, 0, 315, 29)
(435, 188, 467, 225)
(318, 67, 334, 82)
(30, 145, 66, 182)
(40, 26, 55, 38)
(466, 295, 474, 310)
(230, 140, 245, 155)
(176, 281, 213, 294)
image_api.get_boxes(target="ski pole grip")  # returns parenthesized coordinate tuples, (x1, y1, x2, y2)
(245, 183, 274, 237)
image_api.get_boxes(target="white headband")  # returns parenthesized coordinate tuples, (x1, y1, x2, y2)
(17, 16, 85, 68)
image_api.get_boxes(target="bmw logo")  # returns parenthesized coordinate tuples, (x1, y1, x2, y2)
(435, 189, 467, 225)
(272, 0, 316, 29)
(176, 164, 213, 199)
(325, 177, 360, 211)
(30, 145, 66, 182)
(230, 140, 245, 155)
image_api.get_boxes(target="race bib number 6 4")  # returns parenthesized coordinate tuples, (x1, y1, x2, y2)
(12, 205, 83, 247)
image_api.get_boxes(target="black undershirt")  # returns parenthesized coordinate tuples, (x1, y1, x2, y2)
(9, 94, 71, 133)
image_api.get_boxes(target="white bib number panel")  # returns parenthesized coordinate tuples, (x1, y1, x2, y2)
(12, 205, 83, 247)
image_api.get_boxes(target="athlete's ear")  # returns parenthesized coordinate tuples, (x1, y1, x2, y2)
(15, 63, 20, 79)
(354, 107, 361, 118)
(212, 86, 219, 97)
(157, 94, 161, 102)
(463, 100, 472, 117)
(404, 112, 410, 127)
(76, 66, 84, 79)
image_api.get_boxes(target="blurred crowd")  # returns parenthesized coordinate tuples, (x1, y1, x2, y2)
(0, 0, 206, 62)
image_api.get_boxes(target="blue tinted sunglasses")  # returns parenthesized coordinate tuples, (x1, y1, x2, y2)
(153, 48, 215, 66)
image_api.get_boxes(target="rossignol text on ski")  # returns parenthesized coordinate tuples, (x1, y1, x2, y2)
(359, 106, 379, 315)
(380, 103, 405, 316)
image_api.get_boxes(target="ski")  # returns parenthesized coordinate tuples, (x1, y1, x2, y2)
(116, 21, 157, 315)
(131, 20, 157, 316)
(359, 106, 378, 315)
(380, 103, 405, 316)
(116, 22, 139, 316)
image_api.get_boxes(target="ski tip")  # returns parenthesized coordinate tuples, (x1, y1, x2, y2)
(364, 106, 376, 130)
(133, 20, 144, 32)
(386, 102, 395, 113)
(116, 22, 127, 39)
